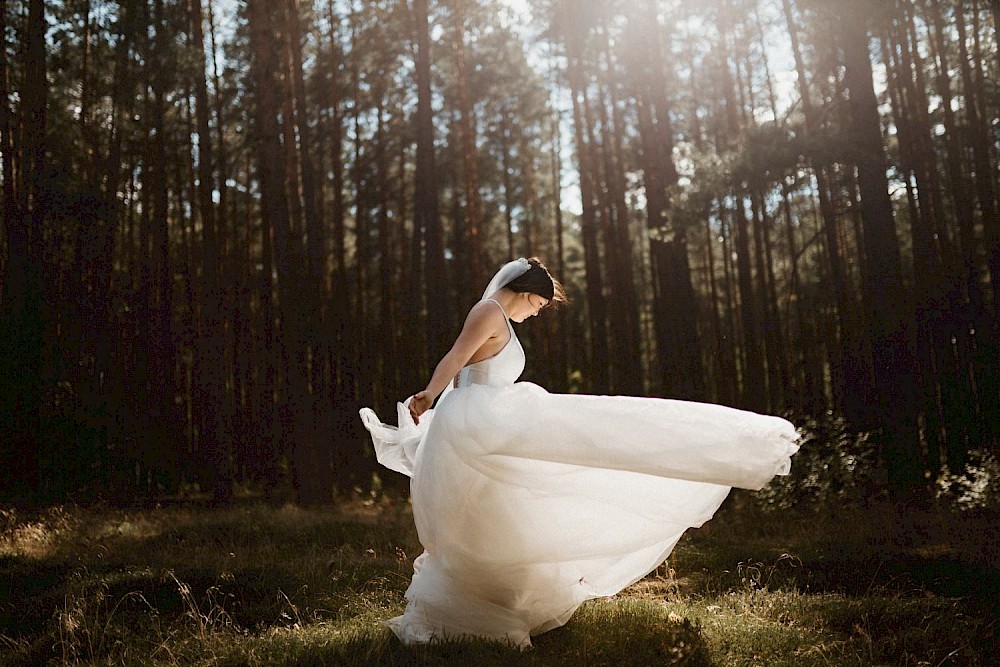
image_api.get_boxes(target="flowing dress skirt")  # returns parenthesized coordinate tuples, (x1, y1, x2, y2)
(361, 381, 799, 647)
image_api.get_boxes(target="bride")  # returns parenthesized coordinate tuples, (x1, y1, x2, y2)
(360, 257, 799, 647)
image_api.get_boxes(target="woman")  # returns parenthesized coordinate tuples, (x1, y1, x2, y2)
(360, 257, 798, 647)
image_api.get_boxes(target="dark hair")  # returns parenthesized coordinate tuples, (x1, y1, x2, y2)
(505, 257, 567, 308)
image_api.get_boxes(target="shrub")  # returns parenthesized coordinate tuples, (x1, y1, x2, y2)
(934, 449, 1000, 512)
(752, 413, 882, 512)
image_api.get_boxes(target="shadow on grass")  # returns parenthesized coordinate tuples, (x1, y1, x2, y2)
(793, 553, 1000, 608)
(680, 536, 1000, 621)
(291, 600, 713, 667)
(675, 500, 1000, 613)
(0, 555, 380, 639)
(0, 555, 74, 636)
(0, 506, 415, 665)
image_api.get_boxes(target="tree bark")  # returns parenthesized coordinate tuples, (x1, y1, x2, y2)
(783, 0, 874, 424)
(188, 0, 232, 501)
(248, 0, 323, 503)
(549, 101, 568, 392)
(597, 28, 643, 395)
(992, 0, 1000, 80)
(499, 104, 516, 259)
(882, 13, 942, 474)
(718, 22, 765, 411)
(925, 2, 998, 444)
(840, 1, 922, 497)
(413, 0, 448, 364)
(136, 0, 181, 496)
(954, 2, 1000, 317)
(452, 0, 485, 290)
(563, 14, 610, 393)
(284, 0, 327, 396)
(0, 0, 13, 222)
(0, 0, 46, 502)
(626, 0, 703, 400)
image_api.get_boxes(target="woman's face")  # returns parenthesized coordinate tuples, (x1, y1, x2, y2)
(510, 292, 549, 322)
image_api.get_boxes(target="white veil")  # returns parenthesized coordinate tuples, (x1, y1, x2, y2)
(481, 258, 530, 300)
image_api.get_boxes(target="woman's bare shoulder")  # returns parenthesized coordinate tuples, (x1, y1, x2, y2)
(464, 299, 507, 332)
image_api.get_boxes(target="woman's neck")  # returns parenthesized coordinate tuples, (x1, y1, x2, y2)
(489, 288, 523, 319)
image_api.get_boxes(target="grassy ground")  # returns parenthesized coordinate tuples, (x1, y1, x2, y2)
(0, 495, 996, 666)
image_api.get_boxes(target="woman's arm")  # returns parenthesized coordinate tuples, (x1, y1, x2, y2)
(409, 303, 503, 424)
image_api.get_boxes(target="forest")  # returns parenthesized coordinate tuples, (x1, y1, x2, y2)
(1, 0, 998, 507)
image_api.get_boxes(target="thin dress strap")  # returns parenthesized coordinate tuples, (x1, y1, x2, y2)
(484, 297, 510, 322)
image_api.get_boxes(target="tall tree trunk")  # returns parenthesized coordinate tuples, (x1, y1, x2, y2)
(926, 0, 998, 446)
(779, 178, 822, 414)
(954, 2, 1000, 317)
(992, 0, 1000, 79)
(0, 0, 46, 502)
(248, 0, 320, 503)
(499, 104, 516, 259)
(251, 143, 280, 488)
(452, 0, 484, 290)
(549, 101, 568, 392)
(412, 0, 447, 365)
(703, 213, 730, 404)
(284, 0, 326, 392)
(374, 71, 397, 410)
(518, 117, 538, 258)
(626, 0, 703, 400)
(750, 191, 788, 410)
(188, 0, 232, 501)
(89, 5, 133, 495)
(0, 0, 13, 221)
(321, 0, 358, 491)
(718, 25, 765, 411)
(284, 0, 334, 501)
(739, 22, 786, 411)
(349, 1, 375, 433)
(840, 1, 922, 497)
(140, 0, 180, 496)
(206, 0, 244, 472)
(61, 0, 105, 496)
(737, 27, 789, 411)
(597, 29, 643, 395)
(690, 64, 736, 406)
(783, 0, 873, 425)
(563, 21, 610, 393)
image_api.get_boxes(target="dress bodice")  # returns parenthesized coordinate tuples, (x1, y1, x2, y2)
(456, 299, 525, 388)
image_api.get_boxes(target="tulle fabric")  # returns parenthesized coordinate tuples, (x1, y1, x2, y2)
(360, 302, 799, 647)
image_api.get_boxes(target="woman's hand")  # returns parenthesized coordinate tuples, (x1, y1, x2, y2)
(407, 300, 506, 425)
(409, 390, 433, 425)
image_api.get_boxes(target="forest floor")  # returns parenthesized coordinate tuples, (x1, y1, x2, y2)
(0, 494, 996, 666)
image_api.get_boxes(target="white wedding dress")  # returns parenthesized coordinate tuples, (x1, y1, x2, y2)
(360, 298, 799, 648)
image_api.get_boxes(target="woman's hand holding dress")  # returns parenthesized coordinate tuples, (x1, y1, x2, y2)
(409, 391, 433, 424)
(409, 302, 506, 424)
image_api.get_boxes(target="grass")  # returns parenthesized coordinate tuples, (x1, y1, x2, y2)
(0, 496, 996, 666)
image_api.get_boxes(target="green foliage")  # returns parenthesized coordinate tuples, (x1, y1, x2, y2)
(731, 124, 803, 187)
(752, 413, 882, 512)
(934, 450, 1000, 512)
(749, 415, 1000, 517)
